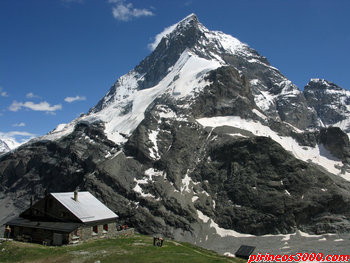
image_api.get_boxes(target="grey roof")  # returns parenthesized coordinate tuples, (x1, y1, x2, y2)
(7, 217, 81, 233)
(51, 192, 118, 223)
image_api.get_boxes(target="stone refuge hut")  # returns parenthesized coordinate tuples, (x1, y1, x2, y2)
(5, 191, 129, 245)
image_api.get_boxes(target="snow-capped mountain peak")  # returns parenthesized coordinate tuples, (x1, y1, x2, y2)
(41, 14, 318, 142)
(170, 13, 199, 33)
(37, 14, 349, 180)
(0, 139, 10, 153)
(0, 136, 21, 154)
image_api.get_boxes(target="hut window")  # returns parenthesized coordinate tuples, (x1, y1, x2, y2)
(92, 225, 98, 234)
(103, 224, 108, 232)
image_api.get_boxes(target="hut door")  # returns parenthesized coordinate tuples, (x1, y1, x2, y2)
(53, 233, 63, 246)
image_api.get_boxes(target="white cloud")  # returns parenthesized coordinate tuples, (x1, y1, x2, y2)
(9, 101, 62, 112)
(9, 101, 22, 112)
(46, 111, 57, 116)
(0, 87, 8, 97)
(109, 0, 154, 21)
(12, 122, 26, 127)
(26, 92, 40, 99)
(3, 131, 35, 137)
(64, 95, 86, 103)
(0, 131, 37, 148)
(148, 23, 177, 51)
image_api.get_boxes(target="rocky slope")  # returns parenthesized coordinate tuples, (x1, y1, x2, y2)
(304, 78, 350, 133)
(1, 14, 350, 244)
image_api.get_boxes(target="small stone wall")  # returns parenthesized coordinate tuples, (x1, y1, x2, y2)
(115, 228, 134, 237)
(73, 224, 134, 244)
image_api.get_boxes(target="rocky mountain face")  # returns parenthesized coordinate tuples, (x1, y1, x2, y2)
(304, 78, 350, 132)
(1, 14, 350, 244)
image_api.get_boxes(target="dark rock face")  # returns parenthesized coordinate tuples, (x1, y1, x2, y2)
(276, 91, 320, 130)
(1, 14, 350, 244)
(304, 79, 350, 129)
(319, 127, 350, 162)
(193, 136, 350, 234)
(0, 122, 114, 195)
(215, 47, 320, 130)
(190, 66, 256, 119)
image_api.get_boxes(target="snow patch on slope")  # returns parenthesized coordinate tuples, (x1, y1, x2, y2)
(197, 210, 253, 237)
(0, 137, 19, 151)
(180, 170, 200, 193)
(250, 79, 276, 111)
(197, 210, 332, 241)
(40, 50, 221, 144)
(196, 116, 350, 181)
(169, 50, 222, 98)
(149, 129, 160, 159)
(252, 109, 267, 120)
(181, 174, 192, 193)
(204, 30, 247, 56)
(278, 80, 301, 97)
(133, 168, 165, 200)
(43, 123, 75, 141)
(85, 50, 221, 144)
(133, 182, 155, 199)
(333, 119, 350, 137)
(156, 105, 188, 121)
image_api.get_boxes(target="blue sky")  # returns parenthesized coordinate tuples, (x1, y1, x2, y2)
(1, 0, 349, 143)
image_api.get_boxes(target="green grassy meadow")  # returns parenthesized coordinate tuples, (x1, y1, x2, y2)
(0, 234, 244, 263)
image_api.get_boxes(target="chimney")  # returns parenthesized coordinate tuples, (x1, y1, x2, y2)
(74, 190, 78, 201)
(30, 197, 33, 216)
(44, 190, 49, 213)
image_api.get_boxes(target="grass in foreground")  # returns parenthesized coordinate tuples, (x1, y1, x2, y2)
(0, 234, 245, 263)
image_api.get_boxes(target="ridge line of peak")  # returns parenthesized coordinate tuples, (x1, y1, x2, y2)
(180, 13, 198, 22)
